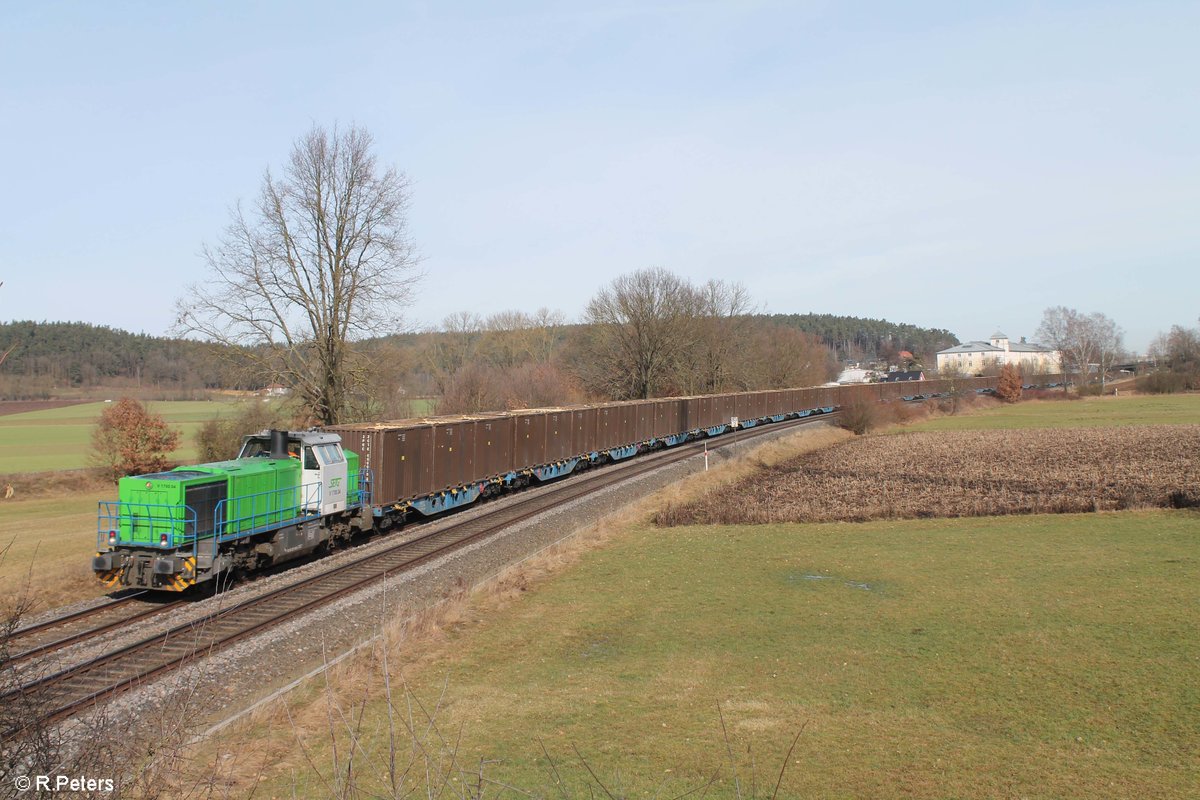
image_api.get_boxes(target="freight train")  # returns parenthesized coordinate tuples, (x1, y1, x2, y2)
(93, 378, 997, 591)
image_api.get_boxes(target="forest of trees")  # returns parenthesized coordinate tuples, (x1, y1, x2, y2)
(763, 313, 959, 365)
(0, 321, 238, 398)
(0, 308, 959, 413)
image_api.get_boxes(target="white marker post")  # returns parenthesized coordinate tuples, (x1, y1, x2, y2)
(704, 439, 709, 471)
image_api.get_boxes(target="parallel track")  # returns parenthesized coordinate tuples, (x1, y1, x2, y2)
(3, 412, 836, 736)
(6, 593, 189, 668)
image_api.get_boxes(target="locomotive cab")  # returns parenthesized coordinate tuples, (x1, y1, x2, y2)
(239, 430, 351, 515)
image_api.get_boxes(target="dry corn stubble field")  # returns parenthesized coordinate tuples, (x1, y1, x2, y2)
(657, 424, 1200, 525)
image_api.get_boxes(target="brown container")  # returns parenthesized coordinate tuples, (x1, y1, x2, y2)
(752, 391, 767, 418)
(614, 402, 643, 448)
(545, 411, 572, 461)
(706, 395, 721, 426)
(655, 399, 682, 438)
(698, 395, 714, 428)
(324, 423, 437, 506)
(476, 415, 514, 477)
(769, 390, 785, 416)
(513, 411, 547, 468)
(398, 425, 435, 497)
(592, 406, 612, 451)
(681, 397, 700, 431)
(632, 401, 653, 442)
(571, 407, 598, 454)
(432, 420, 474, 489)
(732, 393, 749, 422)
(718, 394, 738, 426)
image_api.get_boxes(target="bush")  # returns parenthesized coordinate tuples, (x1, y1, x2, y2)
(995, 363, 1023, 403)
(195, 402, 284, 462)
(1024, 388, 1081, 401)
(1136, 371, 1196, 394)
(837, 400, 878, 435)
(90, 398, 181, 481)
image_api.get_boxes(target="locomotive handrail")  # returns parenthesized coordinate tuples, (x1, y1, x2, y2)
(97, 501, 200, 550)
(212, 481, 323, 543)
(352, 468, 373, 508)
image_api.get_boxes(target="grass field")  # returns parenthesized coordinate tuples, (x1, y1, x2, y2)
(232, 511, 1199, 799)
(0, 396, 441, 475)
(0, 490, 107, 611)
(903, 393, 1200, 431)
(0, 399, 257, 474)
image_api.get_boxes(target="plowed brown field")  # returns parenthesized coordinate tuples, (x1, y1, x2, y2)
(0, 399, 88, 416)
(657, 425, 1200, 525)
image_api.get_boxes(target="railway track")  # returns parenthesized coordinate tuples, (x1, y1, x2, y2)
(5, 593, 189, 668)
(2, 413, 836, 737)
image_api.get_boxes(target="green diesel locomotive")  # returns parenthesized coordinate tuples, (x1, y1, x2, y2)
(94, 429, 370, 591)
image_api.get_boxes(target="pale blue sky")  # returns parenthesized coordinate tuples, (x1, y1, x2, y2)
(1, 1, 1195, 352)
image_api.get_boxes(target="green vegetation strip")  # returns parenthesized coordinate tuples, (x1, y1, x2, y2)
(903, 393, 1200, 431)
(0, 399, 249, 473)
(269, 511, 1198, 799)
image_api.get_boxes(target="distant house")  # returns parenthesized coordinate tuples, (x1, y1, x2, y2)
(837, 368, 875, 384)
(262, 384, 291, 398)
(936, 332, 1061, 375)
(881, 370, 925, 382)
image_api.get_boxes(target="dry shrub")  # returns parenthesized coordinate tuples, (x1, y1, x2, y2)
(439, 361, 584, 414)
(89, 397, 181, 481)
(660, 425, 1200, 526)
(1024, 388, 1080, 401)
(874, 401, 932, 427)
(836, 400, 878, 435)
(996, 363, 1023, 403)
(194, 401, 285, 462)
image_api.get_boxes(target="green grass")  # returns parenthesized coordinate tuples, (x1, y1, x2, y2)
(0, 397, 438, 475)
(0, 399, 254, 474)
(904, 393, 1200, 431)
(259, 511, 1199, 799)
(0, 490, 108, 610)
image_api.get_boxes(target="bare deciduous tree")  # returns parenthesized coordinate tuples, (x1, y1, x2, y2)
(582, 267, 703, 399)
(690, 279, 756, 393)
(1036, 306, 1085, 386)
(1087, 312, 1124, 391)
(176, 125, 419, 425)
(735, 323, 835, 389)
(1036, 307, 1124, 391)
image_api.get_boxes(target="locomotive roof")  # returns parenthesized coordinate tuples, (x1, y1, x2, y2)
(245, 429, 346, 446)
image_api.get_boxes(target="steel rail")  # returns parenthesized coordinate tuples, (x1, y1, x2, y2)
(6, 597, 189, 668)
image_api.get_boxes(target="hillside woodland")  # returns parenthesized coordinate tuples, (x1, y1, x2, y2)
(0, 314, 957, 416)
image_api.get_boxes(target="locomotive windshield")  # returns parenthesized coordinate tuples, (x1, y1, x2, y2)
(238, 438, 275, 458)
(238, 437, 300, 459)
